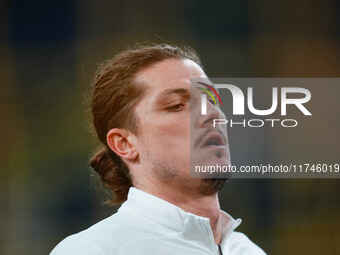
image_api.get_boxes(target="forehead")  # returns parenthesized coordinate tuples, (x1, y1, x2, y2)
(135, 58, 207, 94)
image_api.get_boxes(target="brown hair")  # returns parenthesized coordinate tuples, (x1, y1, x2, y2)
(88, 43, 201, 205)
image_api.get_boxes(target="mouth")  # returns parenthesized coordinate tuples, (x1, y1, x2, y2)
(201, 132, 227, 148)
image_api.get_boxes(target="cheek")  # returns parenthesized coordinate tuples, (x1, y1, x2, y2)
(158, 122, 189, 146)
(151, 121, 191, 170)
(143, 116, 190, 151)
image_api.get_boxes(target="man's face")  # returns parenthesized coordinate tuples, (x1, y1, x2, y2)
(133, 58, 230, 194)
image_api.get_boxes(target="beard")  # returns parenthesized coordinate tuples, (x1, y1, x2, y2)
(150, 161, 228, 196)
(198, 178, 228, 195)
(147, 150, 229, 196)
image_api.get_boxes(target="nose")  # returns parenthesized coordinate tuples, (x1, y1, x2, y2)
(199, 101, 225, 128)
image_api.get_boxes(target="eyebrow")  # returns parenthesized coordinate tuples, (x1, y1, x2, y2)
(155, 88, 190, 103)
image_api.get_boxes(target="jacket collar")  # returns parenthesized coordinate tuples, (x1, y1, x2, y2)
(119, 187, 242, 245)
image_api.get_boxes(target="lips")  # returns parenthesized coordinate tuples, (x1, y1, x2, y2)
(201, 132, 226, 147)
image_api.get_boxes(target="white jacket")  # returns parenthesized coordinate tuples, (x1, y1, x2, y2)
(50, 187, 266, 255)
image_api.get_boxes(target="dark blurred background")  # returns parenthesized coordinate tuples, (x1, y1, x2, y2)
(1, 1, 340, 254)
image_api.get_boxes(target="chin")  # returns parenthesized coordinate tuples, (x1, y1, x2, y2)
(199, 178, 228, 195)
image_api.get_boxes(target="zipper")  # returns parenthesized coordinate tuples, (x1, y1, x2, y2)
(218, 244, 223, 255)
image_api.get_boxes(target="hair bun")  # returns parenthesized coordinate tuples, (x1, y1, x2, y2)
(89, 147, 109, 174)
(89, 146, 132, 205)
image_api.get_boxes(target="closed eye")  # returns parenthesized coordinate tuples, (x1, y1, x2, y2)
(167, 103, 185, 112)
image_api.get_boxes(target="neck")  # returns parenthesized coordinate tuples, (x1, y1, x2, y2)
(135, 180, 225, 244)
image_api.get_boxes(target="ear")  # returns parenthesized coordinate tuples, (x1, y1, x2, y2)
(106, 128, 138, 161)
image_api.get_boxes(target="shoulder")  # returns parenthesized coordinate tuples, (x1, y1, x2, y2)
(50, 233, 105, 255)
(226, 231, 267, 255)
(49, 211, 139, 255)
